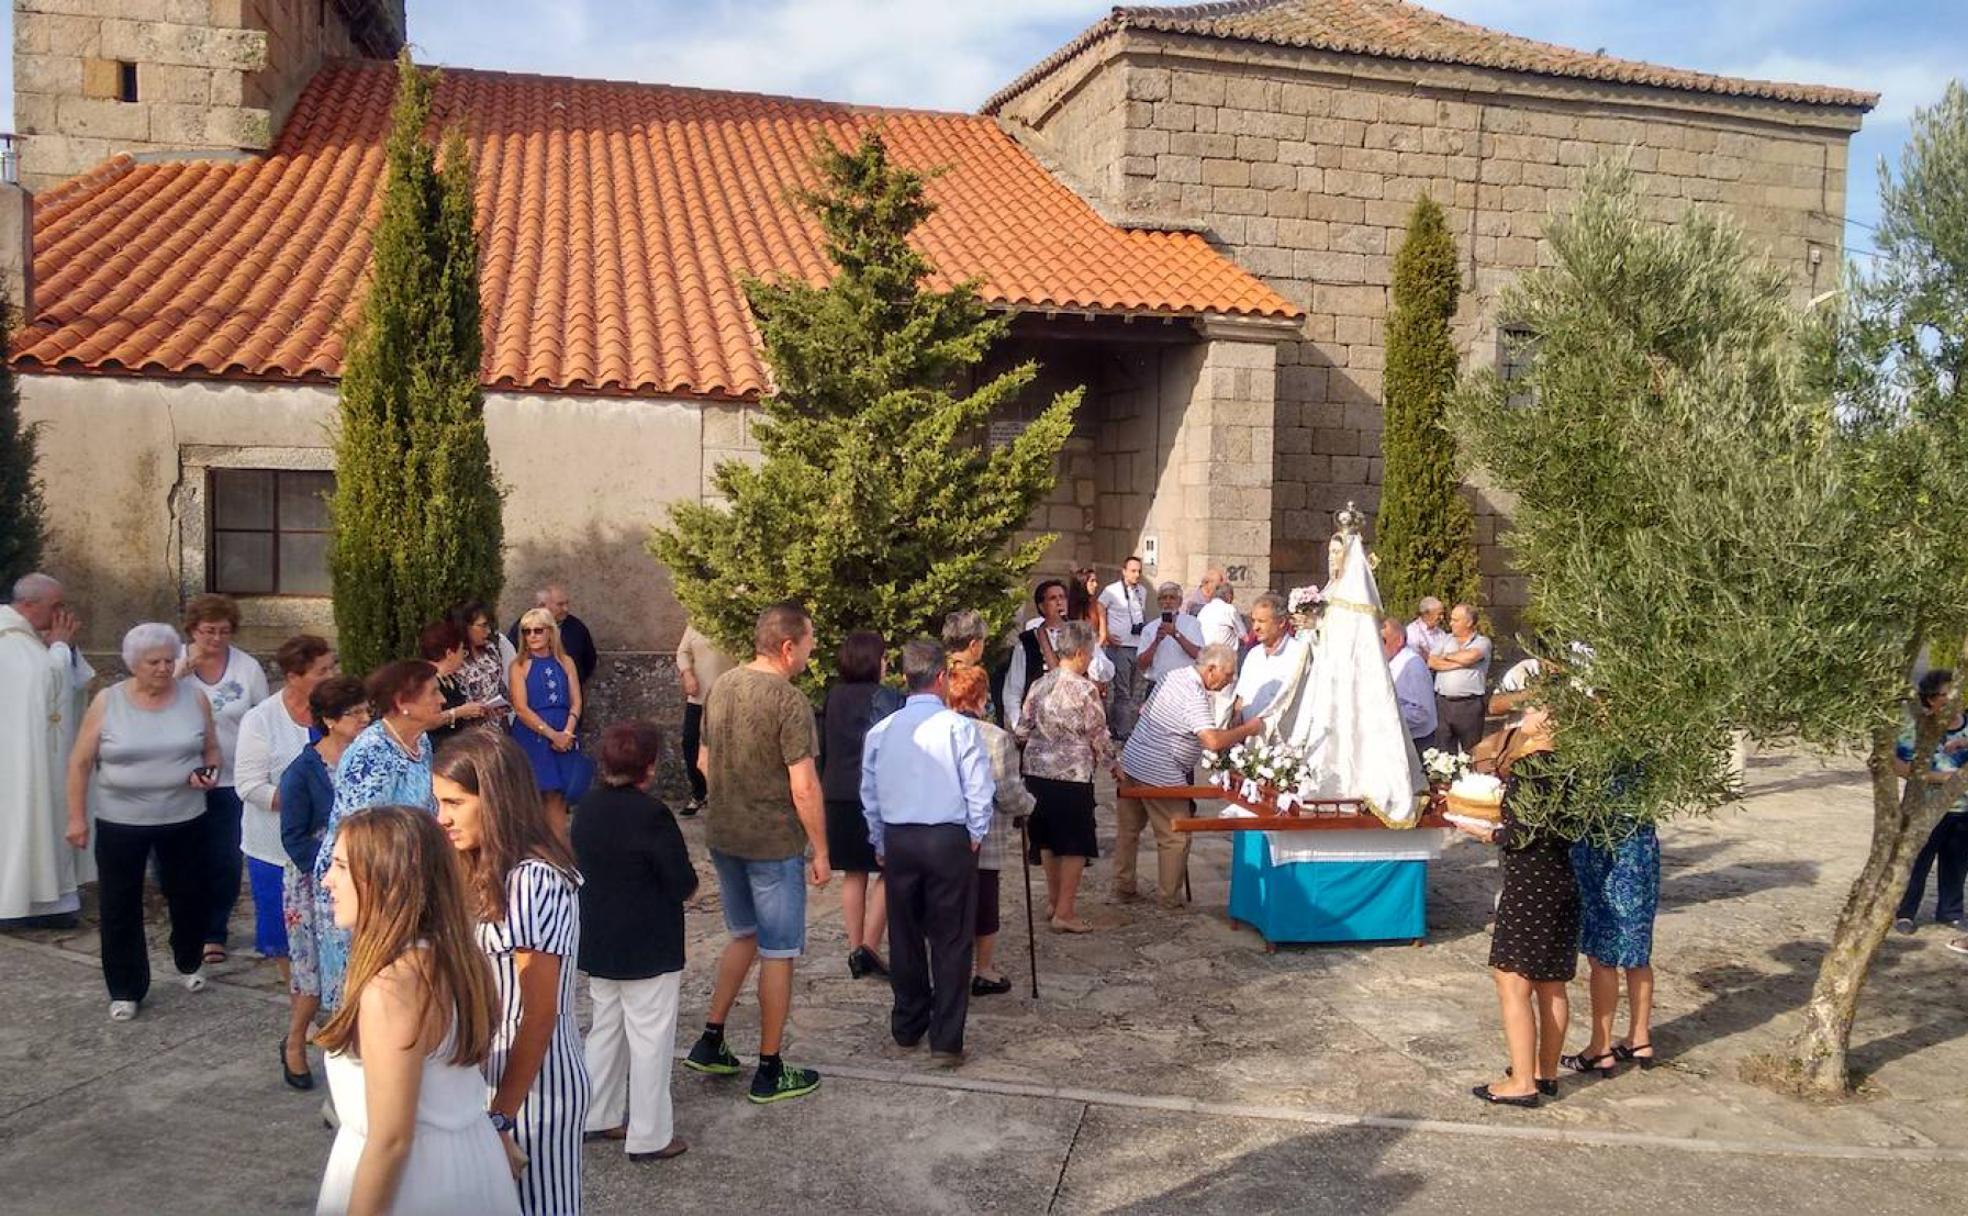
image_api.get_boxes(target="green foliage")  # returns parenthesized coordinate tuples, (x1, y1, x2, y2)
(1376, 195, 1478, 616)
(650, 131, 1078, 687)
(329, 54, 503, 676)
(0, 294, 46, 590)
(1449, 160, 1907, 843)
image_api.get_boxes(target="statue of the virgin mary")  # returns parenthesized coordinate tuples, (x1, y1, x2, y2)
(1258, 506, 1426, 827)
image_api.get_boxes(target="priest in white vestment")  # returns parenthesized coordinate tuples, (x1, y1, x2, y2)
(0, 574, 95, 922)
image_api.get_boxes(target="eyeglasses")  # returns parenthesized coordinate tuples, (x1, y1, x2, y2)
(522, 627, 548, 635)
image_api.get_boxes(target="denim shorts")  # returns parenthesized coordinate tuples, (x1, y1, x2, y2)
(710, 849, 808, 959)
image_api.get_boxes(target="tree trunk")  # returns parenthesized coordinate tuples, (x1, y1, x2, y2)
(1780, 726, 1953, 1093)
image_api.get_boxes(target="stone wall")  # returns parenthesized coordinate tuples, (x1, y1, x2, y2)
(17, 376, 707, 656)
(13, 0, 396, 190)
(997, 31, 1864, 610)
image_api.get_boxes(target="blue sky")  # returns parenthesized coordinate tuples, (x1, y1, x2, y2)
(7, 1, 1960, 250)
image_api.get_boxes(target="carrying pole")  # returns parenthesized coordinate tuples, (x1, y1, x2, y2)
(1020, 816, 1040, 1000)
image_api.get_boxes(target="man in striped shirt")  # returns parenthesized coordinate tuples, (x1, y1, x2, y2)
(1113, 645, 1266, 907)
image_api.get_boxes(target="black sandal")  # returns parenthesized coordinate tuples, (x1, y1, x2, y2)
(1613, 1042, 1660, 1070)
(1472, 1084, 1539, 1108)
(1560, 1051, 1618, 1077)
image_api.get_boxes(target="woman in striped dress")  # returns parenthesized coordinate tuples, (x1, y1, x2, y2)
(433, 731, 588, 1216)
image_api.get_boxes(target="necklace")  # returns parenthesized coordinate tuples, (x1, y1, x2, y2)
(383, 715, 423, 759)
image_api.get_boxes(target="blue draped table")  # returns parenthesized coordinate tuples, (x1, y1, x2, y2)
(1227, 832, 1429, 945)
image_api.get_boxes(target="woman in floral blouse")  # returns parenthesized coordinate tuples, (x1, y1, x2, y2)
(1014, 620, 1109, 933)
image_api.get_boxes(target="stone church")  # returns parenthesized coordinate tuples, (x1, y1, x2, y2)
(7, 0, 1872, 689)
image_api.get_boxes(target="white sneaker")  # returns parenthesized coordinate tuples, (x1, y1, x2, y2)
(108, 1000, 138, 1022)
(182, 968, 208, 992)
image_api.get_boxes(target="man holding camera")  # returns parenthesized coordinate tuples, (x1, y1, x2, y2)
(1098, 557, 1151, 742)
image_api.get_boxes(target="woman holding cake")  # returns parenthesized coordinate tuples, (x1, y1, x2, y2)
(1451, 703, 1578, 1108)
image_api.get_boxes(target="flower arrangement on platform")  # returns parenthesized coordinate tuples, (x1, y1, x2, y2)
(1420, 747, 1472, 786)
(1202, 738, 1309, 810)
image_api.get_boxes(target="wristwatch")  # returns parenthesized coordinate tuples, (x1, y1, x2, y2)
(487, 1110, 516, 1134)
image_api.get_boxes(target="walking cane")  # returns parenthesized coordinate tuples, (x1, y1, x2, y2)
(1019, 816, 1040, 1000)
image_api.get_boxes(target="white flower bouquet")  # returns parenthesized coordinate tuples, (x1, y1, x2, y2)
(1203, 738, 1309, 811)
(1421, 747, 1472, 786)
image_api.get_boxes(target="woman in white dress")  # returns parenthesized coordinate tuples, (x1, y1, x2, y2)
(314, 805, 520, 1216)
(434, 732, 589, 1216)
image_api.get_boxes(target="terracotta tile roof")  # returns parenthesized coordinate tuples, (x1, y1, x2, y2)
(15, 60, 1300, 399)
(985, 0, 1879, 114)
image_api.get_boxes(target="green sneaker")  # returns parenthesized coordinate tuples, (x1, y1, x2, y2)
(747, 1063, 820, 1104)
(684, 1036, 741, 1076)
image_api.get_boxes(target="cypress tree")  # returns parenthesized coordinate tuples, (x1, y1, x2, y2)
(329, 54, 503, 675)
(0, 294, 46, 590)
(650, 131, 1078, 686)
(1376, 195, 1478, 616)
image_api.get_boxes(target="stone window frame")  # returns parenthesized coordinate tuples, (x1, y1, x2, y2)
(174, 445, 337, 635)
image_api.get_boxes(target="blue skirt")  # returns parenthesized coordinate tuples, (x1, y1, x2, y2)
(511, 713, 593, 800)
(1571, 824, 1661, 968)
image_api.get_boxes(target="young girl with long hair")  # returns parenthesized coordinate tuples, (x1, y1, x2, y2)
(313, 806, 519, 1216)
(433, 732, 589, 1216)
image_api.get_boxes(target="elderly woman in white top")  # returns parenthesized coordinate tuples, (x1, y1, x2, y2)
(233, 636, 336, 972)
(66, 623, 221, 1021)
(178, 593, 271, 964)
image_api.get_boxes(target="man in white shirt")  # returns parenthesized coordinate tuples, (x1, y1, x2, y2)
(1406, 597, 1448, 657)
(1427, 603, 1493, 754)
(1137, 582, 1205, 689)
(860, 639, 995, 1063)
(1195, 581, 1243, 649)
(1098, 557, 1151, 741)
(1181, 567, 1225, 618)
(1381, 616, 1437, 755)
(1232, 594, 1305, 721)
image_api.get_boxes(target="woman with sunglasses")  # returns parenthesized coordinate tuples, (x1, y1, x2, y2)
(509, 609, 587, 822)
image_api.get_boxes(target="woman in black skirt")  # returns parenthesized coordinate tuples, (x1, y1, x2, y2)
(818, 631, 904, 978)
(1013, 621, 1110, 933)
(1455, 704, 1577, 1108)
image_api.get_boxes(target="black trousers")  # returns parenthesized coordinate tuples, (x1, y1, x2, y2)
(1435, 695, 1487, 756)
(1899, 811, 1968, 923)
(883, 822, 977, 1054)
(202, 786, 244, 945)
(96, 813, 214, 1002)
(682, 702, 706, 802)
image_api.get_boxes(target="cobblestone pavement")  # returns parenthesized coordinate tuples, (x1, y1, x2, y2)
(4, 748, 1966, 1212)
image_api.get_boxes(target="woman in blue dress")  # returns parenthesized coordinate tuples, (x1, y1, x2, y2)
(1564, 817, 1662, 1074)
(509, 609, 586, 823)
(313, 660, 449, 1013)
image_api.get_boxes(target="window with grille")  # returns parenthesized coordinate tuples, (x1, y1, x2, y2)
(1498, 323, 1539, 407)
(207, 469, 335, 596)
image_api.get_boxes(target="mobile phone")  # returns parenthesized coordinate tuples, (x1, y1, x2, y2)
(193, 766, 217, 781)
(1162, 611, 1175, 624)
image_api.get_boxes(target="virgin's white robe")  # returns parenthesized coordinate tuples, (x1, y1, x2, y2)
(1257, 534, 1427, 858)
(0, 605, 94, 918)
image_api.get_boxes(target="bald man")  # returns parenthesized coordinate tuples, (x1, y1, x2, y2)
(1, 574, 94, 926)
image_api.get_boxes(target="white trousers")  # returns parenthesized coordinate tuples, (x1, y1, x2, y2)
(582, 970, 682, 1154)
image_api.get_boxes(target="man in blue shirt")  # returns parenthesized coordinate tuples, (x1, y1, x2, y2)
(861, 638, 996, 1063)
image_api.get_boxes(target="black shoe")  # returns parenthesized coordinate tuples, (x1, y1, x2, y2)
(1472, 1084, 1539, 1108)
(280, 1039, 315, 1091)
(681, 799, 702, 818)
(971, 974, 1012, 997)
(748, 1063, 820, 1104)
(683, 1035, 741, 1076)
(847, 946, 888, 978)
(1612, 1042, 1662, 1071)
(1560, 1051, 1618, 1078)
(1502, 1066, 1557, 1097)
